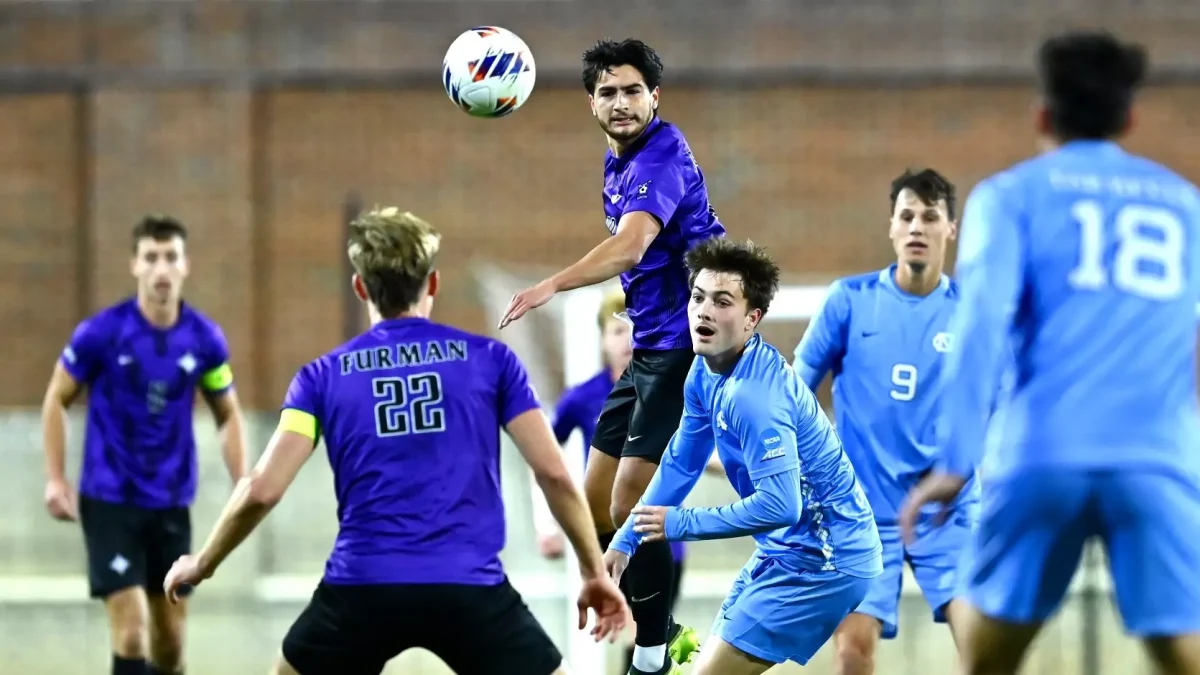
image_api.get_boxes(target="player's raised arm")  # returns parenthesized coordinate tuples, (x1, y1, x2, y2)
(658, 386, 803, 542)
(197, 325, 248, 484)
(498, 211, 662, 329)
(794, 280, 851, 390)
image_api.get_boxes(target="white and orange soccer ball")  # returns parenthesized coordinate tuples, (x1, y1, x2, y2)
(442, 26, 537, 118)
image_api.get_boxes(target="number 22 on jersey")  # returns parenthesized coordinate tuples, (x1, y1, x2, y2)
(1069, 199, 1186, 301)
(372, 373, 447, 437)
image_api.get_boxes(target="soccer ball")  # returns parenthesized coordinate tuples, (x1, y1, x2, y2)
(442, 26, 536, 118)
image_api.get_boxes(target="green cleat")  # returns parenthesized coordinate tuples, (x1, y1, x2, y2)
(667, 619, 702, 666)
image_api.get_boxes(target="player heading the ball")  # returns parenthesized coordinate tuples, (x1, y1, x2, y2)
(500, 38, 725, 675)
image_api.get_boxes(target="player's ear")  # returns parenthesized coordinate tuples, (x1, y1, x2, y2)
(651, 87, 660, 111)
(351, 274, 369, 303)
(1033, 100, 1052, 138)
(588, 94, 597, 117)
(1123, 106, 1137, 136)
(426, 270, 440, 298)
(947, 219, 959, 242)
(746, 307, 763, 330)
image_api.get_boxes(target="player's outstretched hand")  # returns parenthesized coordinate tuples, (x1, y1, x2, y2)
(898, 472, 967, 545)
(162, 554, 210, 604)
(631, 505, 671, 543)
(43, 478, 78, 522)
(576, 574, 630, 642)
(497, 280, 556, 330)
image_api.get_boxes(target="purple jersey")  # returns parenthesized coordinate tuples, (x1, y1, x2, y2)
(553, 367, 686, 561)
(603, 117, 726, 350)
(281, 317, 541, 586)
(60, 298, 233, 508)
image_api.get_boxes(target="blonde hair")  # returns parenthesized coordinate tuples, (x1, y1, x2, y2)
(597, 288, 627, 329)
(347, 207, 442, 317)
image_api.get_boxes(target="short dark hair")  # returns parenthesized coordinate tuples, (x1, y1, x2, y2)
(131, 215, 188, 252)
(889, 168, 957, 221)
(685, 238, 780, 316)
(347, 207, 441, 318)
(581, 39, 664, 93)
(1037, 30, 1147, 141)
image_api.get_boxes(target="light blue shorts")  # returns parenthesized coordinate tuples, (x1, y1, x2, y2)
(966, 468, 1200, 636)
(711, 551, 870, 665)
(855, 509, 975, 638)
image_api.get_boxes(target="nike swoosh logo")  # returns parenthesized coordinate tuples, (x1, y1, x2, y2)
(630, 592, 660, 603)
(628, 435, 642, 442)
(861, 330, 879, 337)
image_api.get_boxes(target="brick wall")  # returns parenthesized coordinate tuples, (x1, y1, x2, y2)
(6, 85, 1200, 406)
(3, 2, 1200, 407)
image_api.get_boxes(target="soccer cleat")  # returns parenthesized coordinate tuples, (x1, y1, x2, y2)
(667, 618, 702, 666)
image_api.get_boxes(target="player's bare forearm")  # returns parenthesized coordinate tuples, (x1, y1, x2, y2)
(195, 428, 315, 576)
(548, 211, 660, 293)
(537, 472, 606, 578)
(506, 409, 605, 577)
(40, 364, 81, 481)
(548, 236, 642, 293)
(194, 476, 274, 575)
(206, 390, 249, 483)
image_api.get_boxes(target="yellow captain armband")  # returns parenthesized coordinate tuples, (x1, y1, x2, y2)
(279, 408, 319, 441)
(200, 363, 234, 392)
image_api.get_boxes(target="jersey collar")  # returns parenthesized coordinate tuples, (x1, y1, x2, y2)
(879, 264, 949, 300)
(702, 333, 762, 378)
(606, 116, 665, 168)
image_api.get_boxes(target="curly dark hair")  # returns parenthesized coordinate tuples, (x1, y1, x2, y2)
(581, 39, 664, 93)
(685, 238, 781, 315)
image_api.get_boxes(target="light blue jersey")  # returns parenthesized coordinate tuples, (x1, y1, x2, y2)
(795, 266, 978, 523)
(795, 266, 979, 637)
(612, 334, 880, 664)
(947, 140, 1200, 635)
(942, 140, 1200, 479)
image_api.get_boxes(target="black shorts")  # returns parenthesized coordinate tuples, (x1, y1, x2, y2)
(79, 495, 191, 599)
(592, 348, 694, 462)
(282, 579, 562, 675)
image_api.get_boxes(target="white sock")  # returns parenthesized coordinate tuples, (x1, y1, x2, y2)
(632, 644, 667, 672)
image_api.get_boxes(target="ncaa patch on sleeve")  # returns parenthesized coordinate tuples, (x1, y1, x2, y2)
(759, 429, 786, 461)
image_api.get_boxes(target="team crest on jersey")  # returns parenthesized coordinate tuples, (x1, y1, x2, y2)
(932, 332, 955, 354)
(178, 352, 197, 374)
